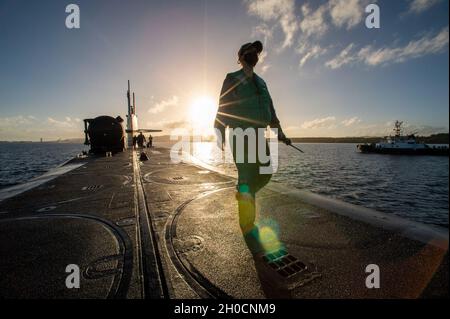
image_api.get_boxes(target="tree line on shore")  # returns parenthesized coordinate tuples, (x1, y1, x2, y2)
(1, 133, 448, 144)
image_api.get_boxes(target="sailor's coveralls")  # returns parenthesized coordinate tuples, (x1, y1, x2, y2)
(214, 69, 283, 196)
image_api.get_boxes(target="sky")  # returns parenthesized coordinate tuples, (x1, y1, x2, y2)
(0, 0, 448, 141)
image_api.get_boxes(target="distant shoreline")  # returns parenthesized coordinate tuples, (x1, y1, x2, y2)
(1, 133, 449, 145)
(290, 134, 449, 144)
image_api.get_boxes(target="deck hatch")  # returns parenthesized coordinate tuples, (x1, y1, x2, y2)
(262, 250, 308, 278)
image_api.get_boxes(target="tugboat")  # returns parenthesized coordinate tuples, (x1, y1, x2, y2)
(357, 121, 449, 156)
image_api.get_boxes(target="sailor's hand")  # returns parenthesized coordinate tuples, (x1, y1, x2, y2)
(284, 137, 292, 146)
(278, 132, 291, 145)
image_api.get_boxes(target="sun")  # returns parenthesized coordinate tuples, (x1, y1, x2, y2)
(189, 96, 217, 136)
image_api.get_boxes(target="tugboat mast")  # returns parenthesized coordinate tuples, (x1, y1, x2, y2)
(393, 120, 403, 137)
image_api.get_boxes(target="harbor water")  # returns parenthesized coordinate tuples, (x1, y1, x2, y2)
(0, 142, 87, 189)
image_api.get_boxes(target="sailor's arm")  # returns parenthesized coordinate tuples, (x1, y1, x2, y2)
(215, 75, 236, 149)
(269, 97, 291, 145)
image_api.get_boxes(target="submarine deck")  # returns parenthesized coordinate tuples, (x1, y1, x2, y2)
(0, 146, 448, 298)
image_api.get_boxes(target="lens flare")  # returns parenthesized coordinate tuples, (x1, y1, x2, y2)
(259, 225, 284, 256)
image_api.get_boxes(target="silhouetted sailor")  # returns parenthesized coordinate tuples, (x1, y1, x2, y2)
(136, 132, 146, 148)
(147, 134, 153, 148)
(214, 41, 291, 255)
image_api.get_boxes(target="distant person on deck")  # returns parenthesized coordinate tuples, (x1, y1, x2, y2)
(136, 132, 146, 148)
(132, 135, 137, 149)
(147, 134, 153, 148)
(214, 41, 291, 255)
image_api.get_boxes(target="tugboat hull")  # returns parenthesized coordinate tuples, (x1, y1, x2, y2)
(357, 143, 449, 156)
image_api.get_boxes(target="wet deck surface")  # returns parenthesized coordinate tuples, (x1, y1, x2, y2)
(0, 147, 448, 298)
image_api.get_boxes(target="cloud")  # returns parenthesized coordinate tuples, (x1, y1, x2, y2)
(258, 51, 268, 64)
(251, 24, 273, 57)
(247, 0, 371, 44)
(297, 43, 328, 67)
(246, 0, 298, 49)
(285, 126, 300, 132)
(299, 3, 328, 38)
(146, 119, 189, 130)
(301, 116, 336, 129)
(326, 27, 449, 69)
(295, 4, 329, 70)
(342, 116, 361, 126)
(245, 1, 448, 74)
(148, 95, 179, 114)
(0, 115, 83, 140)
(0, 116, 77, 130)
(0, 115, 35, 127)
(245, 0, 377, 71)
(299, 0, 370, 38)
(47, 117, 75, 128)
(163, 120, 189, 129)
(360, 27, 449, 66)
(296, 1, 370, 69)
(251, 24, 274, 45)
(405, 0, 442, 15)
(260, 64, 271, 74)
(329, 0, 371, 30)
(251, 25, 272, 71)
(325, 43, 356, 69)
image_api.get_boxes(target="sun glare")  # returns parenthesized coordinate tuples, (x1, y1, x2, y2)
(189, 96, 217, 136)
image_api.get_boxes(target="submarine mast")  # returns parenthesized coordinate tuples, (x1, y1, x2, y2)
(126, 80, 139, 147)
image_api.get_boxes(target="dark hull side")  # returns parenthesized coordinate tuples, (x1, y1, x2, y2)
(357, 144, 449, 156)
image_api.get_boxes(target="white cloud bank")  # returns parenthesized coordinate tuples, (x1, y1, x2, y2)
(0, 115, 83, 141)
(326, 27, 449, 69)
(148, 95, 179, 114)
(342, 116, 361, 127)
(301, 116, 336, 129)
